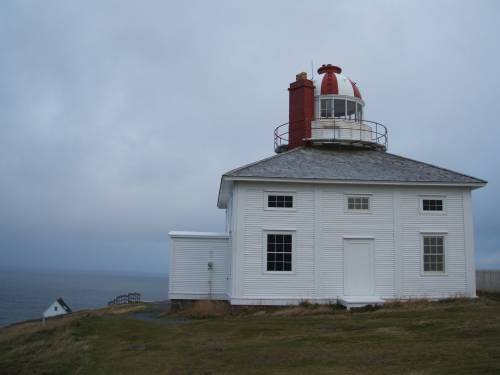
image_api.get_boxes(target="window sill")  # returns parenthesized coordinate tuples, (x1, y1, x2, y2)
(344, 210, 372, 214)
(419, 211, 447, 216)
(420, 272, 448, 277)
(264, 270, 295, 275)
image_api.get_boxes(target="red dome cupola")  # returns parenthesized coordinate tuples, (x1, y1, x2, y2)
(317, 64, 362, 99)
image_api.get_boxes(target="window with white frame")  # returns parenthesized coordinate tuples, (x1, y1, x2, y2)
(423, 235, 445, 273)
(266, 233, 292, 272)
(347, 196, 370, 211)
(356, 102, 363, 121)
(320, 98, 363, 121)
(320, 98, 333, 118)
(346, 100, 356, 120)
(334, 98, 346, 118)
(267, 194, 294, 209)
(422, 198, 444, 212)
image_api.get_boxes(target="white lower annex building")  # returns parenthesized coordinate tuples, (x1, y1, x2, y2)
(169, 64, 486, 307)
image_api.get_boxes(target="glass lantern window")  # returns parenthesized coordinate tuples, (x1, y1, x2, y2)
(347, 101, 356, 120)
(320, 99, 333, 118)
(356, 103, 363, 121)
(334, 99, 346, 118)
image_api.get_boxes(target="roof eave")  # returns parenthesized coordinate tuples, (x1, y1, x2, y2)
(169, 231, 230, 239)
(217, 177, 233, 209)
(221, 175, 487, 189)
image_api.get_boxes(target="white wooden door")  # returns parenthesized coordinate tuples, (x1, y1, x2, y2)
(344, 239, 375, 296)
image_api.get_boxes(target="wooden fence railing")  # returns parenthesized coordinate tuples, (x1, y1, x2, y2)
(476, 270, 500, 292)
(108, 292, 142, 306)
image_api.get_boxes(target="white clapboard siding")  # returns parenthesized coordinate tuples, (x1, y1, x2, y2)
(319, 186, 395, 299)
(399, 187, 469, 298)
(229, 181, 473, 304)
(239, 184, 315, 299)
(169, 234, 230, 300)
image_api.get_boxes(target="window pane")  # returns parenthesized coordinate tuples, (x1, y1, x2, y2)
(268, 195, 293, 208)
(267, 233, 292, 271)
(320, 99, 333, 118)
(356, 103, 363, 121)
(423, 236, 445, 272)
(334, 99, 346, 118)
(348, 196, 369, 210)
(347, 101, 356, 120)
(361, 197, 369, 209)
(348, 200, 355, 209)
(423, 199, 443, 211)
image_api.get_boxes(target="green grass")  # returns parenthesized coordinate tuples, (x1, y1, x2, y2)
(1, 295, 500, 374)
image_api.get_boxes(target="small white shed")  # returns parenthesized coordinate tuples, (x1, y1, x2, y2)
(43, 297, 72, 319)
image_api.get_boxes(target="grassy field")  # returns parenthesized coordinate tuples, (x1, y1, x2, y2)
(1, 294, 500, 374)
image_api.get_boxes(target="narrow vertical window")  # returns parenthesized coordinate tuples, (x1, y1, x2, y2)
(347, 100, 356, 120)
(334, 98, 346, 118)
(423, 235, 445, 272)
(356, 103, 363, 121)
(320, 98, 333, 118)
(267, 234, 292, 272)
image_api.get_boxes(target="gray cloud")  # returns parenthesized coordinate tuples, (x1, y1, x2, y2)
(1, 0, 499, 274)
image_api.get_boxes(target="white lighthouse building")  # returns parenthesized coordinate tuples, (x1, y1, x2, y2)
(168, 64, 486, 308)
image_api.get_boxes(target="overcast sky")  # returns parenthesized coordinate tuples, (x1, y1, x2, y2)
(1, 0, 499, 275)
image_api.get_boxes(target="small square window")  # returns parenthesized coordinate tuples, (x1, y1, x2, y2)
(347, 196, 370, 211)
(266, 233, 293, 272)
(422, 198, 444, 212)
(267, 194, 294, 209)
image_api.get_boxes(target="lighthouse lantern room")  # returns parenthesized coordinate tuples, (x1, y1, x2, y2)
(274, 64, 387, 153)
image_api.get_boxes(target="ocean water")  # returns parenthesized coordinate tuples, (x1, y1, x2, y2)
(0, 269, 168, 327)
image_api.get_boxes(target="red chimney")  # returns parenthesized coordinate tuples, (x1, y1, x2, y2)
(288, 72, 315, 150)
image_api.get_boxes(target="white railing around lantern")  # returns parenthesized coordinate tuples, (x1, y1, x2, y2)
(274, 118, 388, 153)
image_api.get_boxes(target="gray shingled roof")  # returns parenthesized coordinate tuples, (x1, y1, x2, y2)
(224, 147, 485, 184)
(56, 298, 72, 313)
